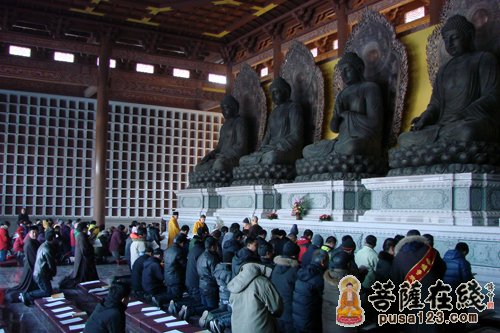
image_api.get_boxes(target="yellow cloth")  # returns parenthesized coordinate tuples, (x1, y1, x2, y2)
(338, 290, 362, 317)
(192, 220, 206, 236)
(167, 217, 180, 248)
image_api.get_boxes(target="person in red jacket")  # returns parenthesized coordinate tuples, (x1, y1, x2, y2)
(0, 221, 11, 262)
(13, 226, 26, 265)
(296, 229, 313, 264)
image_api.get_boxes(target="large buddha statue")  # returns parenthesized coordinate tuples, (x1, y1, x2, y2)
(188, 95, 249, 188)
(296, 52, 386, 182)
(239, 77, 304, 166)
(389, 15, 500, 175)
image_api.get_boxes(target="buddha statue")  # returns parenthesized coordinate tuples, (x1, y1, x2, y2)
(295, 52, 386, 181)
(398, 15, 500, 147)
(389, 15, 500, 175)
(189, 95, 248, 187)
(239, 77, 304, 166)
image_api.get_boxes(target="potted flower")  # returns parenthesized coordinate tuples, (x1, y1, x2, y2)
(266, 212, 278, 220)
(291, 198, 306, 220)
(319, 214, 332, 221)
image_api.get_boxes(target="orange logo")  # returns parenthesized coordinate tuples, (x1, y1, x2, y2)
(336, 275, 365, 327)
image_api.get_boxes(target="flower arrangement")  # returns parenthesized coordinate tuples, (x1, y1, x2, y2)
(319, 214, 332, 221)
(266, 212, 278, 220)
(291, 198, 306, 218)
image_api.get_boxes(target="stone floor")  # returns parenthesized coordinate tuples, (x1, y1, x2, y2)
(0, 262, 499, 333)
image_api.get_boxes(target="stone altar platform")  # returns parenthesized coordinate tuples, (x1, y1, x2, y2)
(175, 173, 500, 285)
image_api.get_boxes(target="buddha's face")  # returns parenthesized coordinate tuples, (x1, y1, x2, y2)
(340, 63, 361, 85)
(271, 86, 289, 105)
(221, 102, 238, 119)
(443, 29, 470, 57)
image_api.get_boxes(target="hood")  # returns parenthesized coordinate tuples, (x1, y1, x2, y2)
(324, 269, 348, 286)
(394, 236, 429, 255)
(443, 249, 464, 261)
(273, 255, 299, 267)
(297, 263, 325, 282)
(227, 263, 273, 294)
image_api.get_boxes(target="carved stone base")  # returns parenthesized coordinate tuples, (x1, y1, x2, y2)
(175, 188, 220, 217)
(295, 154, 387, 182)
(388, 141, 500, 176)
(215, 185, 279, 221)
(188, 170, 232, 189)
(274, 180, 370, 222)
(232, 164, 296, 186)
(360, 173, 500, 226)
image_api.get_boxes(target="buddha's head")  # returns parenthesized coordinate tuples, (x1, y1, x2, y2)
(220, 95, 239, 119)
(441, 15, 475, 57)
(338, 52, 365, 85)
(270, 77, 292, 105)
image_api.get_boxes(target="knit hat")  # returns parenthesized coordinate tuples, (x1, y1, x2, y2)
(242, 218, 250, 225)
(341, 238, 356, 251)
(289, 224, 299, 236)
(312, 234, 324, 247)
(283, 241, 300, 258)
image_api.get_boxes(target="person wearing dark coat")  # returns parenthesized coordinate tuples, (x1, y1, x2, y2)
(258, 242, 275, 267)
(197, 237, 221, 310)
(391, 235, 446, 333)
(292, 250, 328, 333)
(271, 241, 300, 333)
(222, 230, 243, 263)
(59, 222, 99, 289)
(164, 234, 188, 300)
(22, 230, 58, 305)
(374, 238, 395, 283)
(269, 230, 288, 256)
(83, 281, 131, 333)
(131, 247, 153, 295)
(185, 231, 205, 302)
(142, 249, 169, 306)
(7, 226, 40, 301)
(247, 216, 263, 239)
(301, 234, 324, 268)
(443, 242, 473, 288)
(109, 225, 126, 261)
(231, 237, 260, 277)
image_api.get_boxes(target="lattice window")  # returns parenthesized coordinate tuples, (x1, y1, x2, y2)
(0, 90, 223, 221)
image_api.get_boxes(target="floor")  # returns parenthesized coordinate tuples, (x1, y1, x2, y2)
(1, 263, 499, 333)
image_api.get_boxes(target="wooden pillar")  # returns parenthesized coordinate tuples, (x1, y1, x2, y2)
(226, 62, 233, 94)
(273, 35, 283, 78)
(334, 0, 348, 56)
(429, 0, 444, 25)
(94, 36, 111, 228)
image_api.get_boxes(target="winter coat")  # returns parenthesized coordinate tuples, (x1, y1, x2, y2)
(443, 249, 473, 289)
(301, 244, 320, 268)
(185, 241, 205, 289)
(108, 229, 125, 253)
(197, 249, 221, 295)
(323, 269, 355, 333)
(142, 256, 165, 295)
(232, 247, 260, 277)
(164, 244, 187, 287)
(33, 241, 57, 279)
(271, 256, 299, 333)
(292, 263, 325, 333)
(131, 253, 150, 292)
(248, 224, 263, 239)
(146, 226, 161, 246)
(214, 262, 232, 303)
(83, 298, 126, 333)
(222, 237, 242, 263)
(296, 237, 311, 263)
(13, 228, 25, 252)
(354, 245, 379, 288)
(391, 236, 446, 333)
(374, 251, 393, 283)
(0, 227, 10, 251)
(59, 232, 98, 289)
(269, 237, 287, 256)
(228, 263, 283, 333)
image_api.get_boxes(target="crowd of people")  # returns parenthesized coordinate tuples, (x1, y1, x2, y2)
(2, 209, 476, 333)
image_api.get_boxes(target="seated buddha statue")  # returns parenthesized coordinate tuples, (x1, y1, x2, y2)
(337, 282, 363, 319)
